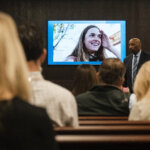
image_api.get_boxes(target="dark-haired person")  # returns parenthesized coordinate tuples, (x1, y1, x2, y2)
(123, 38, 150, 93)
(72, 64, 98, 96)
(65, 25, 120, 62)
(19, 24, 78, 127)
(76, 58, 129, 116)
(0, 12, 57, 150)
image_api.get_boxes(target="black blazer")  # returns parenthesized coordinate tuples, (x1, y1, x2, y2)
(0, 97, 58, 150)
(124, 51, 150, 93)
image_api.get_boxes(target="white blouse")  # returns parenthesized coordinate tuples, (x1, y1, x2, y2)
(129, 98, 150, 120)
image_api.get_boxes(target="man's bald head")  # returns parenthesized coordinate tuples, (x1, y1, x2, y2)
(129, 38, 142, 54)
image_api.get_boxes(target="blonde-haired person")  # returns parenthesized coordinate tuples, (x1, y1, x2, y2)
(129, 61, 150, 120)
(72, 64, 98, 96)
(0, 14, 30, 101)
(0, 12, 57, 150)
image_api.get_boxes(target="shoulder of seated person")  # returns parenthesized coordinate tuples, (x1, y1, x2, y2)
(13, 97, 47, 116)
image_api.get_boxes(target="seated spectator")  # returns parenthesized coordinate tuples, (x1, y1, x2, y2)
(76, 58, 130, 116)
(0, 12, 57, 150)
(129, 61, 150, 120)
(19, 24, 78, 127)
(72, 64, 98, 96)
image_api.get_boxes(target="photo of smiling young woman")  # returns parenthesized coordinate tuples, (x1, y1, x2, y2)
(84, 27, 101, 53)
(65, 25, 120, 62)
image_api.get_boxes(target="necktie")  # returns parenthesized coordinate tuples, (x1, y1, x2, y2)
(132, 55, 137, 83)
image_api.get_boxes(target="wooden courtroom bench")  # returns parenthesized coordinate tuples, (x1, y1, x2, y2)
(78, 116, 128, 121)
(56, 134, 150, 150)
(55, 125, 150, 135)
(79, 120, 150, 126)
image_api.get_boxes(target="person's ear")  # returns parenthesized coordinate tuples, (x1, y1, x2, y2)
(40, 48, 47, 64)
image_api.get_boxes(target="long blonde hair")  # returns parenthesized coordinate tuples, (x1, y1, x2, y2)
(0, 12, 30, 101)
(133, 61, 150, 101)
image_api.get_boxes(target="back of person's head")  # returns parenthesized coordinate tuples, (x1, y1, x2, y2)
(0, 12, 30, 100)
(98, 58, 125, 86)
(18, 24, 43, 61)
(133, 61, 150, 101)
(72, 64, 98, 96)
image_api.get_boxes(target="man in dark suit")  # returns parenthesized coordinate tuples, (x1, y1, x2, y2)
(124, 38, 150, 93)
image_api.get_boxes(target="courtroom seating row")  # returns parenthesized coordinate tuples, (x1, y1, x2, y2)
(55, 125, 150, 135)
(55, 116, 150, 150)
(79, 120, 150, 126)
(78, 116, 128, 120)
(56, 134, 150, 150)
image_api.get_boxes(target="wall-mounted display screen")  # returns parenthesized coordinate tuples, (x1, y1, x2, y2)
(48, 20, 126, 65)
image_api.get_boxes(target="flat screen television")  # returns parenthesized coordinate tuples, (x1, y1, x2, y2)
(48, 20, 126, 65)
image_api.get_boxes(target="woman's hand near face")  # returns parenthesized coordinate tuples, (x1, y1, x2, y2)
(101, 30, 120, 58)
(101, 30, 111, 49)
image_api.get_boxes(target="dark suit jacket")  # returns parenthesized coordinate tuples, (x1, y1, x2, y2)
(124, 51, 150, 93)
(0, 97, 58, 150)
